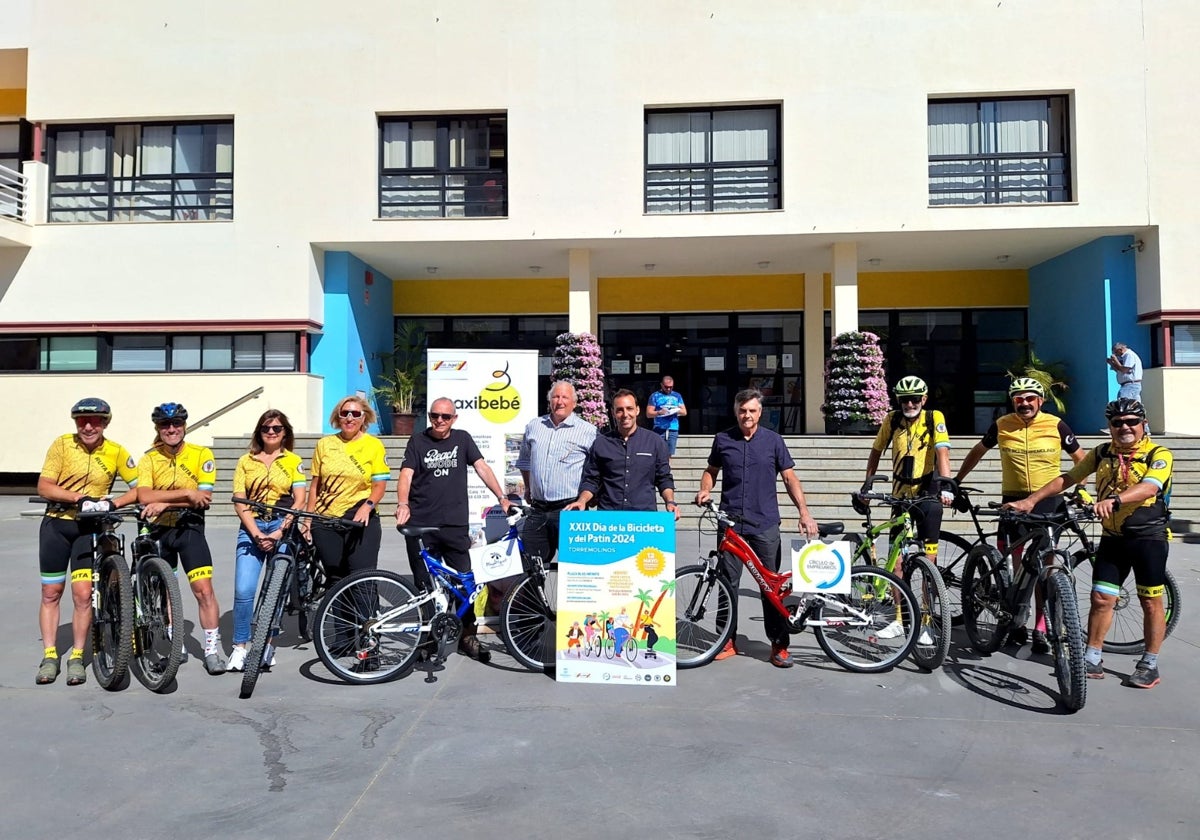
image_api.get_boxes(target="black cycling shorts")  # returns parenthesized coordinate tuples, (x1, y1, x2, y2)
(1093, 535, 1169, 599)
(149, 524, 214, 583)
(998, 494, 1067, 550)
(893, 497, 942, 548)
(39, 517, 99, 585)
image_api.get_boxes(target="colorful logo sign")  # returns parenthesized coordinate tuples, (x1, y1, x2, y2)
(791, 540, 850, 593)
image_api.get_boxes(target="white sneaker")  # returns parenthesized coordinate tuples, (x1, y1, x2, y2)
(918, 627, 934, 646)
(227, 647, 247, 672)
(876, 620, 905, 639)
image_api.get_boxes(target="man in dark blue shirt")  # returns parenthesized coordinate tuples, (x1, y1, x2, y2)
(695, 388, 818, 668)
(567, 390, 679, 518)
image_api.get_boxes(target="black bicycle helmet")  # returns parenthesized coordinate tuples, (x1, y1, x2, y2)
(70, 397, 112, 420)
(151, 402, 189, 425)
(1104, 398, 1145, 420)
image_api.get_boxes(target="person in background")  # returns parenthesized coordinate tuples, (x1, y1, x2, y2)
(1107, 342, 1143, 401)
(647, 375, 687, 457)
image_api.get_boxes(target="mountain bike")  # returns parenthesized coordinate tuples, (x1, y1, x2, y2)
(848, 476, 953, 670)
(231, 496, 351, 699)
(128, 513, 188, 692)
(675, 502, 920, 673)
(32, 497, 134, 691)
(313, 506, 529, 684)
(962, 504, 1089, 712)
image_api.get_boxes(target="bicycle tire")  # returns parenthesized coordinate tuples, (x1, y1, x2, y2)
(133, 556, 185, 693)
(498, 565, 559, 672)
(241, 557, 289, 699)
(314, 569, 423, 684)
(814, 565, 919, 673)
(961, 545, 1011, 655)
(91, 553, 133, 691)
(936, 531, 974, 626)
(1045, 566, 1087, 712)
(904, 553, 952, 671)
(1070, 552, 1181, 654)
(622, 636, 637, 662)
(674, 564, 736, 668)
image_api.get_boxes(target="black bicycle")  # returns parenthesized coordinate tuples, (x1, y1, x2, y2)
(127, 513, 189, 692)
(231, 496, 355, 699)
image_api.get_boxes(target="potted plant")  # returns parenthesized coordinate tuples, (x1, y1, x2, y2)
(552, 331, 609, 429)
(374, 321, 427, 435)
(822, 331, 889, 434)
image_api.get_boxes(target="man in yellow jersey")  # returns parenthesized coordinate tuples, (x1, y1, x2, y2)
(35, 398, 139, 685)
(862, 375, 953, 577)
(955, 377, 1085, 653)
(137, 402, 227, 675)
(1010, 399, 1172, 689)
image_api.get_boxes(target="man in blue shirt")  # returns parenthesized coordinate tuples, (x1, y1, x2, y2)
(647, 375, 687, 456)
(694, 388, 819, 668)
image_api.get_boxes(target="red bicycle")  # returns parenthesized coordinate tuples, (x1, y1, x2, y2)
(674, 502, 920, 672)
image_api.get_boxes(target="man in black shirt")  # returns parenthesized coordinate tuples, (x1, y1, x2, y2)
(566, 390, 679, 518)
(396, 397, 511, 661)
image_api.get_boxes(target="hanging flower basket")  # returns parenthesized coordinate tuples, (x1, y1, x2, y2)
(822, 331, 889, 434)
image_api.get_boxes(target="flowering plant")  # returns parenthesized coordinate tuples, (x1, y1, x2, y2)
(552, 332, 609, 429)
(822, 331, 889, 428)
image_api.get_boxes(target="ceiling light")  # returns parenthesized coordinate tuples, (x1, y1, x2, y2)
(529, 265, 542, 274)
(644, 263, 656, 271)
(996, 255, 1010, 263)
(867, 258, 882, 267)
(757, 261, 771, 270)
(426, 266, 438, 275)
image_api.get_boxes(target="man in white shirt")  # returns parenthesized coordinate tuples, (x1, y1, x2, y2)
(1107, 342, 1143, 401)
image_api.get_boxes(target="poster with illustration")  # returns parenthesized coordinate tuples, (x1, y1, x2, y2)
(557, 511, 676, 686)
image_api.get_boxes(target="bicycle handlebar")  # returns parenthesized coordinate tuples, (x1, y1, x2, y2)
(231, 496, 363, 529)
(695, 500, 760, 530)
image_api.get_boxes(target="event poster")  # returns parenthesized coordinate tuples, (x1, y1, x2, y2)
(557, 511, 676, 687)
(426, 348, 538, 535)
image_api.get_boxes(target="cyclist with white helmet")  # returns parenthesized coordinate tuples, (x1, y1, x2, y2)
(862, 376, 954, 565)
(956, 377, 1085, 652)
(34, 398, 139, 685)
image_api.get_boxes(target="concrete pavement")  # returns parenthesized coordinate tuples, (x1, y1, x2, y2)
(2, 497, 1197, 840)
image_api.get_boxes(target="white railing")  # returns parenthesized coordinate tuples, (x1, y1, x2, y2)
(1, 163, 28, 222)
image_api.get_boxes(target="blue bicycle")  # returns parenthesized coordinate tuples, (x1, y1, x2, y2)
(312, 507, 529, 684)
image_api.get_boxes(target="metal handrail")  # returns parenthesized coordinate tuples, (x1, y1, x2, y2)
(186, 387, 264, 433)
(0, 163, 28, 222)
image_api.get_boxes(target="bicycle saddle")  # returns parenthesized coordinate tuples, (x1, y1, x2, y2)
(398, 525, 442, 538)
(817, 522, 844, 537)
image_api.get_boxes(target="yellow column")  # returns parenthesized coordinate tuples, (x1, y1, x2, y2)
(568, 248, 597, 335)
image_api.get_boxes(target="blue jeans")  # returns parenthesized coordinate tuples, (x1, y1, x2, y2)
(1118, 382, 1142, 400)
(233, 517, 281, 644)
(654, 427, 678, 455)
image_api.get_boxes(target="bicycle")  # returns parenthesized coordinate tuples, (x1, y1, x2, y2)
(961, 503, 1089, 712)
(675, 501, 920, 673)
(231, 496, 351, 699)
(848, 476, 953, 670)
(127, 513, 189, 692)
(496, 509, 560, 672)
(312, 506, 529, 684)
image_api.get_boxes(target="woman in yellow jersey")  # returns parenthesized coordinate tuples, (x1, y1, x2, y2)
(228, 410, 307, 673)
(35, 398, 139, 686)
(137, 402, 227, 675)
(307, 396, 389, 587)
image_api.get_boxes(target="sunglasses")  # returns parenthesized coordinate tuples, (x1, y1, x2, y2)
(1109, 417, 1143, 429)
(1012, 394, 1040, 404)
(260, 424, 285, 434)
(428, 412, 455, 421)
(898, 396, 923, 405)
(339, 409, 364, 419)
(156, 418, 186, 429)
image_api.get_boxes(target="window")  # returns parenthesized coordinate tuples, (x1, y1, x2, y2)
(1169, 324, 1200, 365)
(43, 337, 99, 371)
(0, 332, 297, 372)
(47, 120, 233, 222)
(928, 96, 1071, 204)
(645, 106, 780, 213)
(379, 115, 507, 218)
(112, 335, 167, 371)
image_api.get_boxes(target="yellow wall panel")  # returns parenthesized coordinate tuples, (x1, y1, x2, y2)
(850, 270, 1029, 309)
(600, 274, 804, 312)
(394, 277, 568, 315)
(0, 88, 26, 116)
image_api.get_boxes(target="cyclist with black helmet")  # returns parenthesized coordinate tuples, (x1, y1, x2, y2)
(955, 377, 1085, 653)
(34, 398, 139, 685)
(136, 402, 227, 675)
(1010, 398, 1172, 689)
(862, 376, 954, 569)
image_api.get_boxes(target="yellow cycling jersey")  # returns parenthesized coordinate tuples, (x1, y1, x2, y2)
(1067, 438, 1173, 537)
(40, 434, 139, 521)
(233, 451, 307, 510)
(310, 433, 389, 517)
(137, 441, 216, 526)
(981, 412, 1080, 495)
(872, 409, 950, 499)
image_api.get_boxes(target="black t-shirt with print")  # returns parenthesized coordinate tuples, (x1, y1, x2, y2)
(401, 428, 483, 527)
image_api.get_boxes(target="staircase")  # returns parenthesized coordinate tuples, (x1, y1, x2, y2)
(206, 432, 1200, 537)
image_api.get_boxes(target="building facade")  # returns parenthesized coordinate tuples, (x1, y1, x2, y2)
(0, 0, 1195, 473)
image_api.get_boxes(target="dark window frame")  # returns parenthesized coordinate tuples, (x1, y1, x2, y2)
(0, 331, 298, 373)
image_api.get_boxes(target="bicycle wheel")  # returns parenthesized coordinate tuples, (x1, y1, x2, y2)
(1044, 566, 1087, 712)
(622, 636, 637, 662)
(936, 531, 974, 625)
(314, 569, 423, 684)
(132, 556, 185, 693)
(91, 553, 133, 690)
(240, 557, 289, 699)
(296, 557, 325, 643)
(904, 553, 952, 671)
(674, 564, 736, 668)
(498, 564, 559, 672)
(1071, 552, 1181, 654)
(814, 565, 919, 673)
(961, 545, 1011, 655)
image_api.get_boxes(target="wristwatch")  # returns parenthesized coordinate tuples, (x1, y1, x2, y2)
(365, 500, 376, 509)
